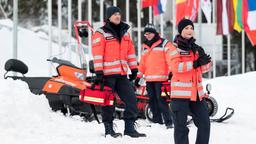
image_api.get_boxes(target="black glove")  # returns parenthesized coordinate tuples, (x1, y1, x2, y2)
(193, 54, 211, 69)
(129, 69, 138, 81)
(78, 26, 88, 38)
(168, 72, 173, 80)
(134, 78, 141, 87)
(95, 71, 104, 83)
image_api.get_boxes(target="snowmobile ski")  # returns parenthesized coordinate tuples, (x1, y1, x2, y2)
(210, 107, 234, 122)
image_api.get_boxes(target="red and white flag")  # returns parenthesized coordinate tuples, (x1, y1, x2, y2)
(216, 0, 234, 35)
(201, 0, 212, 23)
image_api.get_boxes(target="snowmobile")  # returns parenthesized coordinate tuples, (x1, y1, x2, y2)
(3, 57, 102, 121)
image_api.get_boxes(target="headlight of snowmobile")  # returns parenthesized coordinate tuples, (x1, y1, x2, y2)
(206, 83, 212, 93)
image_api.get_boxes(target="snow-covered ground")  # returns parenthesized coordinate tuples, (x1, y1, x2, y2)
(1, 19, 256, 144)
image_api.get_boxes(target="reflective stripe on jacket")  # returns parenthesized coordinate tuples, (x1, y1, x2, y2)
(138, 38, 170, 82)
(92, 27, 137, 76)
(166, 43, 212, 101)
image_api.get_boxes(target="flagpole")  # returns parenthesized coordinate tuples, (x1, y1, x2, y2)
(100, 0, 104, 25)
(88, 0, 92, 58)
(212, 0, 216, 78)
(137, 0, 142, 61)
(48, 0, 52, 75)
(78, 0, 82, 20)
(58, 0, 62, 58)
(172, 0, 176, 40)
(87, 0, 92, 73)
(149, 6, 152, 23)
(68, 0, 72, 61)
(198, 0, 202, 46)
(126, 0, 130, 23)
(242, 30, 245, 73)
(227, 34, 231, 76)
(113, 0, 117, 6)
(160, 13, 164, 37)
(213, 0, 216, 23)
(13, 0, 18, 60)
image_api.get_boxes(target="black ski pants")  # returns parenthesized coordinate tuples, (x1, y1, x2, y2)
(101, 76, 138, 122)
(171, 98, 210, 144)
(146, 82, 173, 125)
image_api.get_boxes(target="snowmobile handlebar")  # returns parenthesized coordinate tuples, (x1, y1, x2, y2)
(47, 57, 77, 68)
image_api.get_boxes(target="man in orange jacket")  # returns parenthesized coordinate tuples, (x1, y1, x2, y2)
(91, 6, 146, 138)
(136, 23, 173, 129)
(166, 19, 211, 144)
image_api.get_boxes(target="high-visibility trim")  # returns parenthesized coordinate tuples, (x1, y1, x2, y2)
(104, 61, 121, 66)
(82, 96, 104, 103)
(152, 47, 164, 51)
(162, 39, 169, 47)
(128, 61, 137, 66)
(168, 50, 178, 56)
(93, 38, 100, 44)
(104, 68, 122, 74)
(96, 28, 112, 37)
(94, 55, 103, 60)
(186, 61, 193, 71)
(178, 63, 184, 72)
(197, 82, 203, 87)
(171, 82, 193, 87)
(145, 75, 168, 79)
(171, 90, 192, 96)
(94, 63, 103, 68)
(102, 60, 128, 67)
(128, 54, 136, 59)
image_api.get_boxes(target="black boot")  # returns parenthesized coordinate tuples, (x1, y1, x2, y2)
(124, 120, 146, 138)
(104, 122, 122, 138)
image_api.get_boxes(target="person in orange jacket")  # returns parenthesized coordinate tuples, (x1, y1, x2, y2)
(136, 23, 173, 129)
(166, 19, 212, 144)
(91, 6, 146, 138)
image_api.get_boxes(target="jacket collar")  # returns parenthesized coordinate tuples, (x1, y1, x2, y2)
(103, 21, 130, 41)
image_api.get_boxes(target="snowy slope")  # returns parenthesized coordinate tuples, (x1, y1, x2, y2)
(1, 19, 256, 144)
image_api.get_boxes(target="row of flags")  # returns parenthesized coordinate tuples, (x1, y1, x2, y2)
(142, 0, 209, 24)
(141, 0, 256, 46)
(217, 0, 256, 46)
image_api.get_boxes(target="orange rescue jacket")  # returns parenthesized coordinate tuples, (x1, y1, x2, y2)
(92, 27, 137, 76)
(138, 38, 171, 82)
(166, 43, 212, 101)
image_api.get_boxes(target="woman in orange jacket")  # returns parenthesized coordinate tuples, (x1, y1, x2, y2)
(137, 23, 173, 129)
(166, 19, 212, 144)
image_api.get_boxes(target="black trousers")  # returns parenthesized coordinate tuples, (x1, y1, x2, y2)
(101, 76, 138, 122)
(171, 98, 210, 144)
(146, 82, 173, 125)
